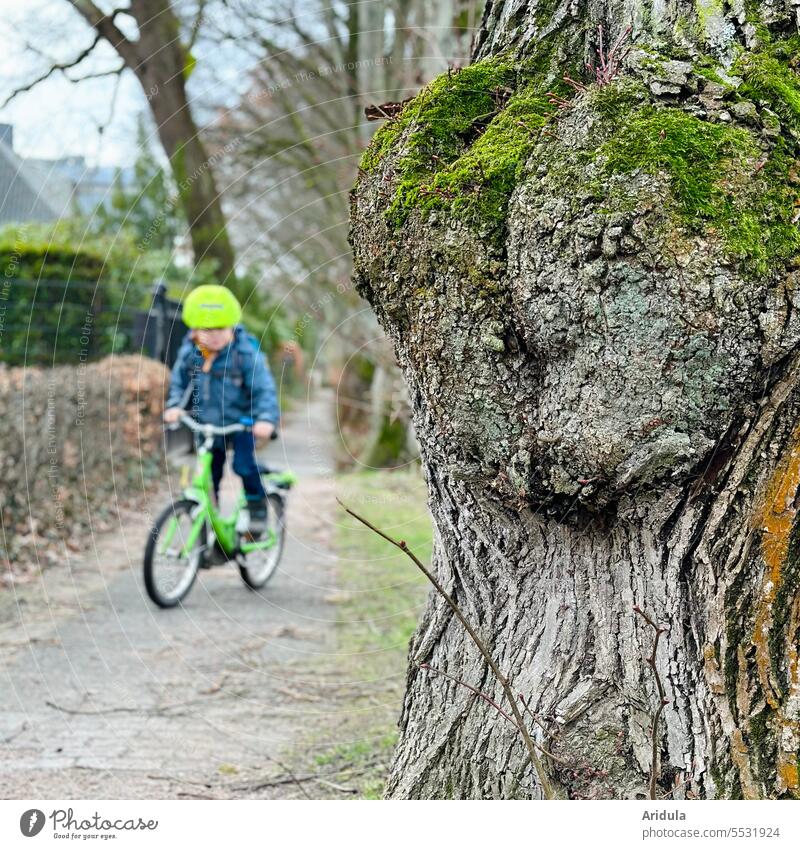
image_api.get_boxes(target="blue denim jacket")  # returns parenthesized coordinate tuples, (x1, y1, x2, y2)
(166, 327, 280, 427)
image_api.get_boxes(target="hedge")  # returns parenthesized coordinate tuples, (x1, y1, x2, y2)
(0, 354, 171, 576)
(0, 231, 150, 366)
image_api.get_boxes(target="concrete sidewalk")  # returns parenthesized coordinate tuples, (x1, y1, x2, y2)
(0, 390, 342, 798)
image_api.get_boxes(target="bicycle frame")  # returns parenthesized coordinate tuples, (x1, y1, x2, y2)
(159, 441, 281, 561)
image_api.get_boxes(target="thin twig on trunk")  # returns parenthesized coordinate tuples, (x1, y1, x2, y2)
(418, 663, 569, 765)
(419, 662, 516, 723)
(337, 499, 556, 799)
(634, 604, 670, 800)
(519, 694, 560, 740)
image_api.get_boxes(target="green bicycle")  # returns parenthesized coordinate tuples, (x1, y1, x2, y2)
(144, 415, 296, 608)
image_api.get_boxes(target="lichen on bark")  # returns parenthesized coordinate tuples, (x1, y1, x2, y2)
(350, 0, 800, 799)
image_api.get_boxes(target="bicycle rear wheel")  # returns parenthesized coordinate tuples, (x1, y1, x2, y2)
(144, 500, 205, 608)
(238, 493, 286, 590)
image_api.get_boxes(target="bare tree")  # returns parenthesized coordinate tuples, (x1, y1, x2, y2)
(5, 0, 236, 280)
(211, 0, 470, 462)
(212, 0, 470, 313)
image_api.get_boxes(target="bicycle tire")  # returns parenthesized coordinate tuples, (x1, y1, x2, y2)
(239, 493, 286, 590)
(143, 500, 205, 608)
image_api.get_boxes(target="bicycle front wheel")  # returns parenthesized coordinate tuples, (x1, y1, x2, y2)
(238, 493, 286, 590)
(143, 500, 205, 608)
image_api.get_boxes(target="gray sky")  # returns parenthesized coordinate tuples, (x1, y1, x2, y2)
(0, 0, 146, 164)
(0, 0, 249, 166)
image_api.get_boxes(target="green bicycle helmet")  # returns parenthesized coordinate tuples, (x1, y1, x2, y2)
(182, 284, 242, 328)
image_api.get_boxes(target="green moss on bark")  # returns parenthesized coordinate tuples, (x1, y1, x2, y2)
(736, 36, 800, 135)
(593, 107, 799, 273)
(695, 0, 726, 42)
(386, 82, 555, 229)
(693, 56, 735, 88)
(359, 52, 562, 233)
(708, 758, 725, 798)
(359, 59, 518, 176)
(599, 107, 755, 219)
(589, 50, 800, 275)
(359, 37, 800, 275)
(588, 78, 648, 120)
(749, 708, 777, 796)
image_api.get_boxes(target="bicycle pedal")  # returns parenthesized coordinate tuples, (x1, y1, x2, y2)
(204, 542, 229, 567)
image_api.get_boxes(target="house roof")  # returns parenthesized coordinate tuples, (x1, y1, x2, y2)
(27, 155, 134, 216)
(0, 141, 74, 225)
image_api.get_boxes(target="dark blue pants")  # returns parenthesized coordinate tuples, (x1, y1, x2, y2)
(208, 431, 266, 502)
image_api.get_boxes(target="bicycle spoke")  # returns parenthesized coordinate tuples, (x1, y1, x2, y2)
(158, 516, 179, 554)
(147, 504, 203, 605)
(238, 494, 285, 589)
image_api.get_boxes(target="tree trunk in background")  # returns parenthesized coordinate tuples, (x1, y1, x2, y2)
(70, 0, 236, 280)
(358, 0, 387, 144)
(420, 1, 463, 80)
(350, 0, 800, 798)
(361, 358, 417, 469)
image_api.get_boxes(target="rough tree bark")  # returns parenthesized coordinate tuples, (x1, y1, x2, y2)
(350, 0, 800, 798)
(68, 0, 236, 280)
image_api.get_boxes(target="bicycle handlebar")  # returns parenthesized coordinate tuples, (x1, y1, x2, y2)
(168, 415, 250, 437)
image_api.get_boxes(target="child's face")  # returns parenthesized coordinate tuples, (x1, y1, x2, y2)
(194, 327, 234, 351)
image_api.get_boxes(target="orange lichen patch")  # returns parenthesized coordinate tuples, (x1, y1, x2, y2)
(752, 433, 800, 708)
(778, 761, 799, 792)
(752, 433, 800, 797)
(731, 730, 760, 800)
(775, 593, 800, 796)
(703, 644, 760, 798)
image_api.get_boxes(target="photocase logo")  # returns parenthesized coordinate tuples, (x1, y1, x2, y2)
(16, 807, 159, 838)
(19, 809, 45, 837)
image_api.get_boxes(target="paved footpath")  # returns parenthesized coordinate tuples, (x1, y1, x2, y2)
(0, 391, 343, 799)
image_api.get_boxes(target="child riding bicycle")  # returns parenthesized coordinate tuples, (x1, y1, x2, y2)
(163, 285, 279, 535)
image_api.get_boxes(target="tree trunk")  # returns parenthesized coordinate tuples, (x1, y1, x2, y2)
(145, 71, 236, 281)
(133, 0, 235, 280)
(350, 0, 800, 798)
(71, 0, 236, 280)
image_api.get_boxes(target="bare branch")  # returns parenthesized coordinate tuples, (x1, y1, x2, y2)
(320, 2, 345, 56)
(419, 663, 571, 766)
(96, 66, 125, 138)
(634, 604, 671, 800)
(365, 98, 413, 121)
(67, 0, 140, 68)
(282, 11, 339, 70)
(186, 0, 208, 51)
(1, 30, 102, 108)
(418, 662, 517, 724)
(66, 62, 126, 84)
